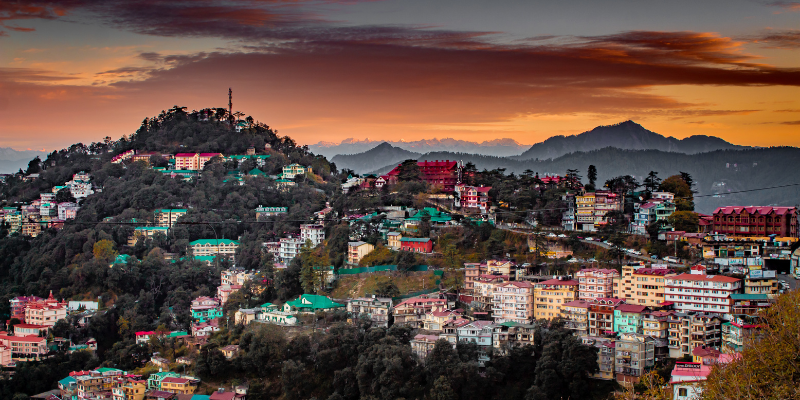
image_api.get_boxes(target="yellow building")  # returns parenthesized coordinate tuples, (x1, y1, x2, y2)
(387, 232, 402, 250)
(128, 227, 169, 246)
(155, 209, 187, 228)
(282, 163, 307, 179)
(160, 376, 198, 394)
(533, 278, 579, 320)
(744, 275, 778, 295)
(613, 265, 674, 307)
(348, 241, 375, 265)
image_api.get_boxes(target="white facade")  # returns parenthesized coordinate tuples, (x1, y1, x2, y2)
(665, 273, 742, 315)
(279, 237, 305, 264)
(300, 224, 325, 247)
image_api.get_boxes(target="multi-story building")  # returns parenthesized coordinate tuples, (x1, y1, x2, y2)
(722, 314, 762, 353)
(57, 202, 80, 220)
(491, 281, 534, 324)
(576, 268, 620, 300)
(154, 209, 187, 228)
(347, 297, 393, 328)
(191, 296, 223, 323)
(630, 201, 675, 235)
(387, 232, 402, 250)
(744, 272, 778, 294)
(584, 337, 616, 381)
(348, 241, 375, 265)
(282, 163, 307, 179)
(665, 273, 742, 315)
(485, 259, 515, 275)
(385, 160, 461, 192)
(277, 237, 304, 264)
(300, 224, 325, 247)
(128, 226, 170, 246)
(255, 205, 287, 220)
(561, 194, 576, 231)
(24, 292, 68, 327)
(613, 304, 649, 334)
(730, 293, 774, 315)
(472, 274, 508, 311)
(642, 311, 672, 344)
(13, 323, 49, 337)
(189, 239, 239, 258)
(410, 334, 440, 360)
(400, 237, 434, 253)
(114, 378, 146, 400)
(159, 376, 199, 394)
(667, 312, 722, 358)
(463, 263, 484, 297)
(174, 153, 222, 170)
(614, 265, 674, 307)
(393, 297, 447, 329)
(424, 309, 463, 332)
(588, 298, 624, 336)
(533, 278, 579, 320)
(615, 333, 655, 383)
(712, 206, 799, 238)
(562, 299, 591, 336)
(0, 334, 48, 361)
(454, 184, 492, 213)
(457, 321, 495, 362)
(492, 321, 535, 353)
(576, 190, 622, 231)
(9, 296, 42, 319)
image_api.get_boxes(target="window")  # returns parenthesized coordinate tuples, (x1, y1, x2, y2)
(678, 388, 688, 397)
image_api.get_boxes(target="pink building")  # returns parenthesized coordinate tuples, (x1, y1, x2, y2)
(12, 323, 49, 337)
(0, 344, 10, 366)
(455, 184, 492, 213)
(491, 281, 534, 324)
(23, 292, 68, 327)
(174, 153, 222, 170)
(0, 333, 48, 360)
(576, 268, 620, 300)
(9, 296, 42, 319)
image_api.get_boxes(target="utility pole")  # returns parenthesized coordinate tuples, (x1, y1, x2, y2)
(228, 88, 233, 118)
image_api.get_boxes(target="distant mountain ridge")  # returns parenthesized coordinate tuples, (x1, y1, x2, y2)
(0, 147, 49, 174)
(309, 137, 529, 158)
(513, 120, 747, 161)
(331, 142, 420, 174)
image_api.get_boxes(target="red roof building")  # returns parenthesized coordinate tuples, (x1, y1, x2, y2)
(665, 273, 742, 314)
(711, 206, 797, 238)
(385, 160, 460, 192)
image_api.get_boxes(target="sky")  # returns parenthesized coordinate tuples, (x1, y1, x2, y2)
(0, 0, 799, 151)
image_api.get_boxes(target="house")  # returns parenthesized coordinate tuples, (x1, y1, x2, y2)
(217, 284, 242, 306)
(404, 208, 452, 231)
(386, 232, 402, 250)
(400, 237, 433, 253)
(234, 308, 259, 325)
(189, 239, 239, 258)
(283, 294, 344, 314)
(151, 356, 170, 368)
(0, 333, 48, 360)
(174, 153, 222, 170)
(347, 241, 375, 265)
(279, 237, 305, 264)
(410, 334, 440, 360)
(562, 299, 592, 336)
(454, 184, 492, 213)
(282, 164, 307, 179)
(191, 297, 223, 323)
(346, 297, 393, 328)
(630, 201, 675, 235)
(423, 309, 462, 332)
(300, 224, 325, 247)
(191, 319, 220, 338)
(576, 268, 620, 300)
(220, 345, 240, 359)
(491, 321, 535, 353)
(456, 320, 495, 363)
(613, 304, 649, 334)
(258, 303, 298, 325)
(58, 202, 80, 220)
(393, 297, 447, 329)
(533, 279, 579, 320)
(255, 205, 287, 220)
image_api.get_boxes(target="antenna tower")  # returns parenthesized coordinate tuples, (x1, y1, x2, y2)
(228, 88, 233, 117)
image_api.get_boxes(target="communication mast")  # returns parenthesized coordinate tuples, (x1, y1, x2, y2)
(228, 88, 233, 118)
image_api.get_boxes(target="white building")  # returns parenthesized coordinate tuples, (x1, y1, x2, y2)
(189, 239, 239, 257)
(665, 272, 742, 315)
(279, 237, 305, 264)
(300, 224, 325, 247)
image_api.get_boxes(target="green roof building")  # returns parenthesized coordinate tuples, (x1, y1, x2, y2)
(283, 294, 344, 314)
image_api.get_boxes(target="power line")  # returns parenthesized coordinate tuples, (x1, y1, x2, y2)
(693, 182, 800, 198)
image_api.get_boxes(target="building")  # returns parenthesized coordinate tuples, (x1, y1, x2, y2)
(454, 184, 492, 213)
(234, 308, 259, 325)
(155, 209, 187, 228)
(282, 164, 307, 179)
(424, 309, 462, 332)
(533, 279, 579, 320)
(220, 345, 240, 359)
(668, 313, 722, 358)
(400, 237, 433, 253)
(615, 332, 655, 383)
(191, 319, 220, 338)
(174, 153, 222, 170)
(584, 337, 616, 381)
(613, 304, 649, 334)
(0, 333, 48, 360)
(279, 237, 305, 264)
(722, 314, 762, 353)
(670, 362, 712, 400)
(472, 274, 509, 311)
(588, 298, 624, 336)
(58, 202, 80, 220)
(730, 293, 774, 316)
(744, 270, 778, 294)
(711, 206, 798, 238)
(576, 268, 620, 300)
(394, 297, 447, 329)
(255, 205, 287, 220)
(385, 160, 460, 192)
(410, 334, 440, 360)
(347, 297, 393, 328)
(665, 273, 742, 315)
(9, 296, 42, 318)
(456, 321, 495, 362)
(642, 311, 672, 350)
(13, 323, 49, 337)
(614, 265, 674, 307)
(491, 281, 534, 324)
(387, 232, 402, 250)
(189, 239, 239, 258)
(562, 299, 591, 336)
(630, 201, 675, 235)
(128, 227, 170, 246)
(348, 241, 375, 265)
(283, 294, 344, 314)
(191, 297, 223, 323)
(23, 292, 68, 327)
(258, 303, 298, 325)
(491, 321, 535, 353)
(300, 224, 325, 247)
(576, 190, 622, 231)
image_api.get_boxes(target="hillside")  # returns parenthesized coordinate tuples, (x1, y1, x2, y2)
(331, 142, 420, 174)
(513, 120, 746, 161)
(368, 147, 800, 214)
(310, 137, 529, 159)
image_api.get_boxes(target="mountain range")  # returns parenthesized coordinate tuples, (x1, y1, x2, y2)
(0, 147, 49, 174)
(309, 137, 530, 159)
(513, 120, 747, 161)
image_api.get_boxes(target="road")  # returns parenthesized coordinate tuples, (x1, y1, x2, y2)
(496, 223, 687, 267)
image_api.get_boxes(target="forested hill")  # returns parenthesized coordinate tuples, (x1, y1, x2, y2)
(0, 107, 341, 357)
(368, 147, 800, 213)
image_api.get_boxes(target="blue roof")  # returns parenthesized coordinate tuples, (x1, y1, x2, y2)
(191, 396, 211, 400)
(58, 376, 77, 386)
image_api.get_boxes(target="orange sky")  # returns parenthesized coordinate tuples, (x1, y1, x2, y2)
(0, 0, 798, 150)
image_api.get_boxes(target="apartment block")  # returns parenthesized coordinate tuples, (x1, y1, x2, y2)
(155, 209, 187, 228)
(562, 299, 591, 336)
(301, 224, 325, 247)
(576, 268, 620, 300)
(588, 298, 623, 337)
(667, 312, 722, 358)
(665, 273, 742, 315)
(614, 265, 674, 307)
(615, 333, 655, 383)
(491, 281, 534, 324)
(533, 279, 579, 320)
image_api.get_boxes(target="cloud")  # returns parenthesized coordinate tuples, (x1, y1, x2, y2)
(766, 1, 800, 12)
(780, 120, 800, 125)
(747, 29, 800, 49)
